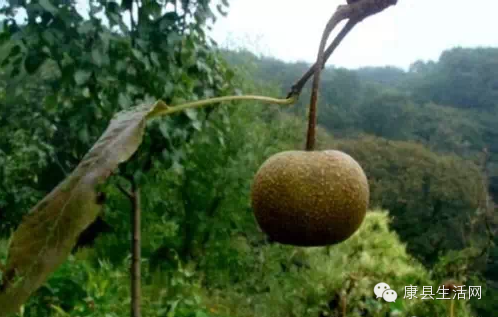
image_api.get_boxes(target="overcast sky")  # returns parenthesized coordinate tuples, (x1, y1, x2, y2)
(208, 0, 498, 70)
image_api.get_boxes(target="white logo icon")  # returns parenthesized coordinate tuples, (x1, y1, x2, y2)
(374, 282, 397, 302)
(374, 282, 390, 298)
(383, 289, 398, 302)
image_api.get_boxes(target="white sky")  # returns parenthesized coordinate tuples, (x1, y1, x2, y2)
(208, 0, 498, 70)
(5, 0, 497, 70)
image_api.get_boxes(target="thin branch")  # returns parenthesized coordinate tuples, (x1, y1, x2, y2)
(149, 94, 296, 118)
(117, 182, 133, 199)
(287, 0, 398, 99)
(115, 174, 142, 317)
(118, 175, 142, 317)
(131, 184, 141, 317)
(53, 152, 68, 176)
(288, 20, 357, 99)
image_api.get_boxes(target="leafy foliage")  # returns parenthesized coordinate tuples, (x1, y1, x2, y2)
(0, 1, 497, 316)
(1, 211, 475, 317)
(0, 100, 176, 315)
(0, 0, 235, 237)
(224, 48, 498, 316)
(332, 136, 487, 265)
(408, 47, 498, 110)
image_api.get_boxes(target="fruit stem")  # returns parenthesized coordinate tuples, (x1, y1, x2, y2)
(305, 8, 357, 151)
(287, 0, 399, 99)
(148, 94, 296, 118)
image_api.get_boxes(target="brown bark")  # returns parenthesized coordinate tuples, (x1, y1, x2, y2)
(287, 0, 398, 99)
(306, 9, 351, 151)
(131, 185, 141, 317)
(118, 180, 142, 317)
(300, 0, 397, 150)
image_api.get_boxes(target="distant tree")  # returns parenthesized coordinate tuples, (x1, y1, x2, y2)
(355, 65, 407, 87)
(334, 136, 487, 265)
(357, 90, 415, 140)
(409, 47, 498, 110)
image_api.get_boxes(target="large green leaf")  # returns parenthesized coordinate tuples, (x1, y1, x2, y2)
(0, 101, 168, 317)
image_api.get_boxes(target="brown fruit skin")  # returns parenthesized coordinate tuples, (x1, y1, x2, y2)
(251, 150, 369, 247)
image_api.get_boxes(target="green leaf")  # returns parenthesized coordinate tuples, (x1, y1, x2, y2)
(50, 305, 69, 316)
(10, 64, 21, 77)
(131, 49, 144, 62)
(43, 94, 58, 112)
(150, 52, 160, 67)
(166, 299, 180, 317)
(118, 92, 132, 109)
(39, 0, 58, 15)
(82, 87, 91, 98)
(133, 170, 145, 186)
(172, 161, 183, 175)
(164, 81, 174, 96)
(192, 120, 202, 131)
(6, 44, 21, 60)
(74, 70, 92, 86)
(77, 21, 94, 35)
(389, 298, 404, 311)
(185, 108, 198, 121)
(78, 125, 89, 143)
(91, 49, 104, 66)
(158, 121, 170, 139)
(0, 30, 11, 46)
(195, 311, 210, 317)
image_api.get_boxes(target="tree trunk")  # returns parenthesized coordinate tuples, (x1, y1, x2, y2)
(131, 185, 141, 317)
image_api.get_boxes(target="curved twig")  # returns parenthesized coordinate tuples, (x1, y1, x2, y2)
(288, 0, 398, 99)
(288, 19, 357, 100)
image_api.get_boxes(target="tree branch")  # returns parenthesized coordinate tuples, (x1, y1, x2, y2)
(117, 182, 133, 199)
(130, 183, 141, 317)
(287, 0, 398, 99)
(288, 20, 357, 100)
(116, 175, 141, 317)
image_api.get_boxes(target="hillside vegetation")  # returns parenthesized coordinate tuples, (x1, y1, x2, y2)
(223, 47, 498, 315)
(0, 1, 497, 316)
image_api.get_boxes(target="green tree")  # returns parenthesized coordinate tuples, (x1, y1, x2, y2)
(332, 136, 487, 265)
(409, 47, 498, 110)
(356, 90, 416, 140)
(0, 0, 234, 237)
